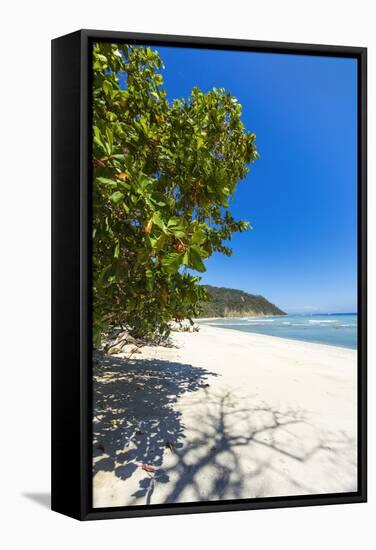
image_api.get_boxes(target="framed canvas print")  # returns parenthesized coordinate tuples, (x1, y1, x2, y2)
(51, 29, 367, 520)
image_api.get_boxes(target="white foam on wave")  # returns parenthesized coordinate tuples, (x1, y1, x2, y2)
(247, 319, 275, 323)
(309, 320, 338, 324)
(208, 322, 251, 327)
(208, 320, 278, 327)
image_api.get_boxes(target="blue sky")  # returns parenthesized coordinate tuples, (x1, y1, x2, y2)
(140, 45, 358, 313)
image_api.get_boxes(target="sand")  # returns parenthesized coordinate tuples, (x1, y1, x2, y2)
(93, 325, 357, 507)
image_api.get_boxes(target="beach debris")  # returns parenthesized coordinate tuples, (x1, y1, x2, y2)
(170, 320, 199, 333)
(96, 443, 105, 453)
(165, 441, 175, 453)
(104, 329, 138, 354)
(108, 346, 121, 354)
(141, 464, 157, 474)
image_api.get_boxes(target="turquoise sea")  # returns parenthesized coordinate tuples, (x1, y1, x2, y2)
(198, 313, 357, 349)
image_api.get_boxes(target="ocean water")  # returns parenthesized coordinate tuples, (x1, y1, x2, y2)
(198, 313, 357, 349)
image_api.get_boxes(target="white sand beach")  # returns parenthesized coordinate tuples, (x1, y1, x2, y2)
(93, 325, 357, 507)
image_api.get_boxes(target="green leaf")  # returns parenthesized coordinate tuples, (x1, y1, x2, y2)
(103, 80, 113, 96)
(152, 233, 167, 252)
(167, 217, 185, 238)
(93, 127, 106, 153)
(96, 53, 107, 63)
(105, 128, 114, 155)
(114, 240, 120, 258)
(191, 228, 206, 245)
(109, 191, 124, 204)
(145, 269, 154, 291)
(150, 192, 167, 207)
(182, 251, 190, 266)
(161, 253, 183, 274)
(93, 125, 102, 141)
(152, 211, 166, 230)
(167, 216, 182, 227)
(188, 247, 206, 272)
(110, 154, 127, 161)
(98, 265, 112, 285)
(95, 177, 117, 188)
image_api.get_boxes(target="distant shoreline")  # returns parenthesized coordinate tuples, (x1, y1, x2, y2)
(195, 313, 357, 350)
(194, 313, 285, 321)
(195, 312, 358, 320)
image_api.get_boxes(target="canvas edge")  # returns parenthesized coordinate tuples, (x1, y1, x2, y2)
(51, 29, 367, 521)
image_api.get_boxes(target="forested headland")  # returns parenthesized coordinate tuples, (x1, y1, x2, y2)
(199, 285, 286, 318)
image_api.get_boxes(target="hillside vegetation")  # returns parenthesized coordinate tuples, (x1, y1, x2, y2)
(199, 285, 286, 318)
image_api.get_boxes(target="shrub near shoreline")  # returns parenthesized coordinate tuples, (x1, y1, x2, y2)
(92, 42, 258, 345)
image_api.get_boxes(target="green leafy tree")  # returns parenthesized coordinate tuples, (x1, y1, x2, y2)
(92, 42, 258, 344)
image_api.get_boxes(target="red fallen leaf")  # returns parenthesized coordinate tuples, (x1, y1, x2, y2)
(141, 464, 156, 473)
(116, 171, 129, 181)
(94, 158, 106, 167)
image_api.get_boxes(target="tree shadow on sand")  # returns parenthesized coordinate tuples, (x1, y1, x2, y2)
(159, 390, 357, 503)
(93, 355, 356, 505)
(93, 351, 218, 498)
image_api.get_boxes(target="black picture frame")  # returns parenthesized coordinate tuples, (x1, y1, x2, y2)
(51, 29, 367, 521)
